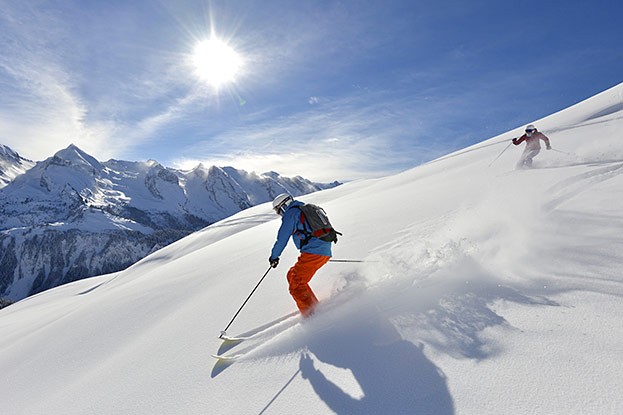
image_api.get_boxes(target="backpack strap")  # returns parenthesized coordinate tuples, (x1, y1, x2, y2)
(295, 205, 341, 247)
(295, 207, 314, 248)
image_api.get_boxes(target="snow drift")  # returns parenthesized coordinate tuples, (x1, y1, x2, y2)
(1, 83, 623, 414)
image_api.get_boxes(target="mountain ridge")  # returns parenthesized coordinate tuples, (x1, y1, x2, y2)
(0, 144, 35, 188)
(0, 144, 340, 300)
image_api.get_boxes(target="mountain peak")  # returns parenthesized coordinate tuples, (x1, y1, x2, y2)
(0, 144, 35, 188)
(53, 143, 86, 158)
(207, 165, 224, 174)
(51, 144, 103, 172)
(1, 144, 16, 157)
(0, 144, 31, 163)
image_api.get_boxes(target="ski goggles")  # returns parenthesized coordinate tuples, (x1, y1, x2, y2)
(525, 128, 536, 133)
(273, 203, 287, 215)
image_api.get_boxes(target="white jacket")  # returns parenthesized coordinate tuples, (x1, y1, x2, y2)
(513, 131, 551, 151)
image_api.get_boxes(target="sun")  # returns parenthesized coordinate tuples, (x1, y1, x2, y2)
(192, 38, 243, 88)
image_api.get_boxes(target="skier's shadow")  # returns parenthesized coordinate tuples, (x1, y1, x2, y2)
(299, 306, 455, 415)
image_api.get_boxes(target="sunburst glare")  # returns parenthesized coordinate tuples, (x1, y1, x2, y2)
(192, 37, 243, 88)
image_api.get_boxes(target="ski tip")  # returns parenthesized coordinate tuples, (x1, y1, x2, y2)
(218, 331, 245, 342)
(211, 353, 241, 361)
(219, 335, 245, 343)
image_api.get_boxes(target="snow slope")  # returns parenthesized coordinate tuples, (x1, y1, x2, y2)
(1, 82, 623, 414)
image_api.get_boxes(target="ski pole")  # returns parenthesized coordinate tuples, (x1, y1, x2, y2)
(551, 148, 572, 156)
(219, 266, 272, 339)
(488, 140, 514, 167)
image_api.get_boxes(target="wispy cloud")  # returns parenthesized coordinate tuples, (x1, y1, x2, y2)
(0, 1, 207, 161)
(169, 90, 464, 182)
(0, 3, 88, 157)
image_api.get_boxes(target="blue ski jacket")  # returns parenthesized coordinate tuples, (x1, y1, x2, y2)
(270, 200, 332, 259)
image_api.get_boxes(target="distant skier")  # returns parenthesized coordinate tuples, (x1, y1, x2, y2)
(268, 193, 333, 318)
(512, 124, 551, 169)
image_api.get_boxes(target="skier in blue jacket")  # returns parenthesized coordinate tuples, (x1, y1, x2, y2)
(269, 194, 332, 317)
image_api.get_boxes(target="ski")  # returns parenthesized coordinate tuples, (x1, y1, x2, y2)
(217, 312, 301, 343)
(219, 334, 248, 342)
(211, 353, 242, 361)
(213, 318, 305, 364)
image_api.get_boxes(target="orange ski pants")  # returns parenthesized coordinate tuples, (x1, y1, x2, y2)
(287, 252, 330, 317)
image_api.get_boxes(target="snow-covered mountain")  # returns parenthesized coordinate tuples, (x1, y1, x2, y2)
(1, 82, 623, 414)
(0, 144, 34, 188)
(0, 145, 339, 300)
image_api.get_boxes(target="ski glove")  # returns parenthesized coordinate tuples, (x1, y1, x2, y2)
(269, 257, 280, 268)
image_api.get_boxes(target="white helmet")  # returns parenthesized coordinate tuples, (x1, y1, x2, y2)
(272, 193, 293, 214)
(525, 124, 537, 134)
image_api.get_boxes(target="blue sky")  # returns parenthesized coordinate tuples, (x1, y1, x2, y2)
(1, 0, 621, 182)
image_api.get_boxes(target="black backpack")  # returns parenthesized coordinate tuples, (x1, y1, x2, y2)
(296, 204, 342, 247)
